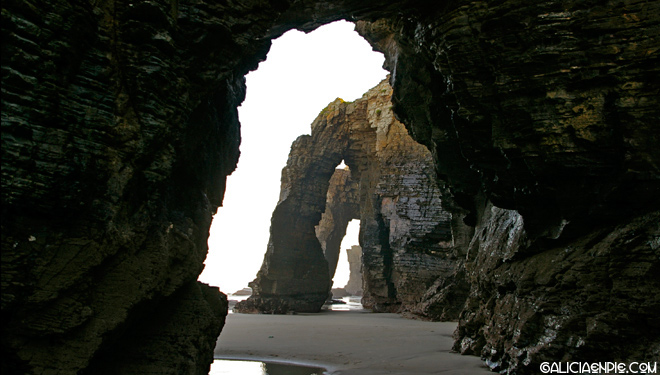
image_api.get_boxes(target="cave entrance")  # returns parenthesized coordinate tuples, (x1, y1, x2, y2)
(198, 20, 386, 296)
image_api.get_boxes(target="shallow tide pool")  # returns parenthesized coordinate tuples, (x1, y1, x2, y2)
(210, 359, 326, 375)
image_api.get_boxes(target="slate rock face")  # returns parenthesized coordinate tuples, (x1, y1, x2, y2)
(357, 2, 660, 371)
(359, 2, 660, 237)
(2, 1, 254, 373)
(2, 0, 659, 373)
(236, 80, 465, 316)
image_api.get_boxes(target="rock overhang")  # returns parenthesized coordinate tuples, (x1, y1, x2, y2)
(2, 0, 659, 374)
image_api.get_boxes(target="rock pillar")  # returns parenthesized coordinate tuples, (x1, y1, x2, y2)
(344, 245, 364, 296)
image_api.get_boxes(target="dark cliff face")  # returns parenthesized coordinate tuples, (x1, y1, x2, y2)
(361, 2, 660, 236)
(455, 205, 660, 372)
(2, 0, 659, 374)
(356, 3, 660, 370)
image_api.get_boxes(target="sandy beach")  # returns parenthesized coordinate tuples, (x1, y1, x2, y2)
(214, 309, 491, 375)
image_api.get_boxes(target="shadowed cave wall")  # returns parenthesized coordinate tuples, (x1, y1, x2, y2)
(2, 0, 659, 374)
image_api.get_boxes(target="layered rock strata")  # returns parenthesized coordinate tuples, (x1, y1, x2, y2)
(236, 80, 465, 315)
(2, 0, 659, 373)
(357, 3, 660, 371)
(2, 0, 260, 372)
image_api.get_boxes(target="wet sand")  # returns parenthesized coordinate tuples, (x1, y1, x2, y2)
(214, 309, 491, 375)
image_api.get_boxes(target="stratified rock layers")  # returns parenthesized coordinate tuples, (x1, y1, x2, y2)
(2, 1, 250, 373)
(357, 3, 660, 371)
(2, 0, 659, 373)
(237, 80, 463, 315)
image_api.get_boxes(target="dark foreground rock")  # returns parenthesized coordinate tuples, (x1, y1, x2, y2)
(455, 207, 660, 371)
(85, 281, 227, 375)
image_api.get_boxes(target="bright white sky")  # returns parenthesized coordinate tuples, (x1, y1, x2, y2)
(198, 20, 387, 295)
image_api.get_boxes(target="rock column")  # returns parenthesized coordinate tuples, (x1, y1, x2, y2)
(344, 245, 364, 296)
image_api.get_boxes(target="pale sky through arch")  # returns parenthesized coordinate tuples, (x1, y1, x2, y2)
(198, 20, 388, 294)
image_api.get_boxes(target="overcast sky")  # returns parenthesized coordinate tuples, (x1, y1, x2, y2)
(198, 20, 388, 294)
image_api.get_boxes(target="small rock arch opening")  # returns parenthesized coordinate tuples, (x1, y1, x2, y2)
(317, 162, 363, 304)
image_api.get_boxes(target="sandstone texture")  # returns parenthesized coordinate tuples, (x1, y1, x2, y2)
(236, 80, 465, 316)
(2, 0, 659, 374)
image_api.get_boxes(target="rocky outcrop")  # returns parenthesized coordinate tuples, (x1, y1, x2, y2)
(2, 0, 659, 373)
(236, 80, 466, 315)
(357, 3, 660, 371)
(343, 245, 363, 296)
(2, 0, 257, 372)
(453, 205, 660, 372)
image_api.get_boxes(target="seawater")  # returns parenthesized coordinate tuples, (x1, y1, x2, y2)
(226, 295, 364, 313)
(324, 296, 364, 311)
(210, 359, 325, 375)
(226, 294, 250, 313)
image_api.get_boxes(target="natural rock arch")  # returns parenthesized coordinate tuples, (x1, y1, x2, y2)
(236, 80, 464, 315)
(2, 1, 658, 374)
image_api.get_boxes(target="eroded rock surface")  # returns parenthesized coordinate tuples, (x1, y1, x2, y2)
(236, 80, 465, 316)
(2, 0, 252, 372)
